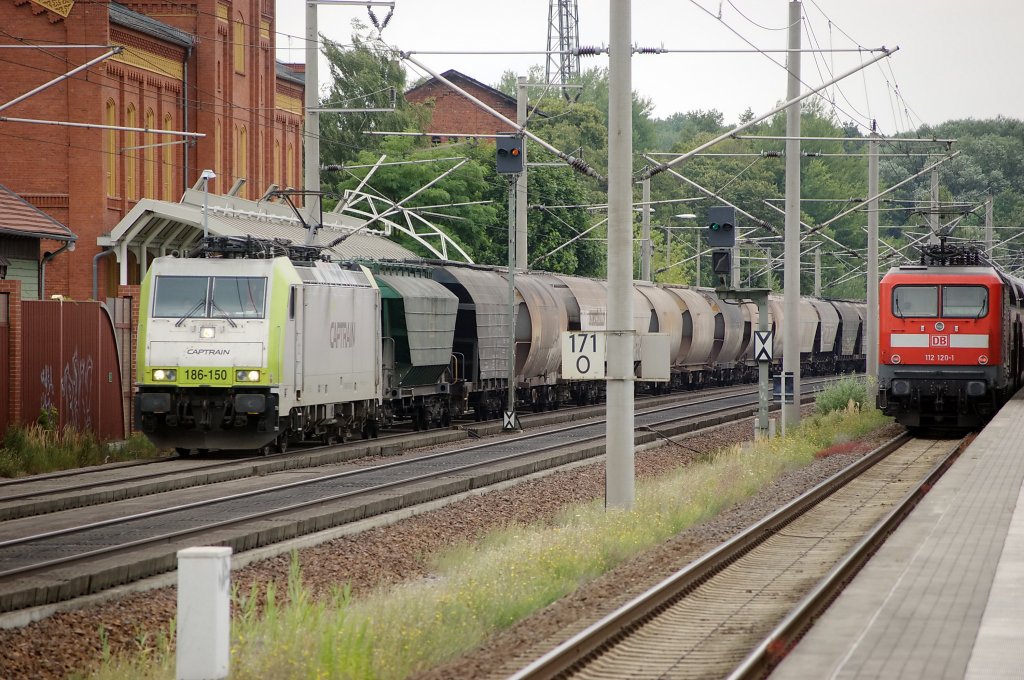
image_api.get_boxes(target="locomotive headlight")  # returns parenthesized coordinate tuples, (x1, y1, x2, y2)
(200, 326, 216, 339)
(890, 354, 901, 365)
(153, 369, 177, 381)
(979, 355, 989, 365)
(236, 369, 261, 382)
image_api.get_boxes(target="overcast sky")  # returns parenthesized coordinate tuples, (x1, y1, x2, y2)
(275, 0, 1022, 138)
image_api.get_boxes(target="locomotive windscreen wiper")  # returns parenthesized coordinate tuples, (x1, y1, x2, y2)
(210, 301, 238, 327)
(175, 298, 206, 327)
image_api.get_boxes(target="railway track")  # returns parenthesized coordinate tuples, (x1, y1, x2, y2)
(0, 377, 842, 615)
(0, 378, 839, 523)
(508, 434, 965, 680)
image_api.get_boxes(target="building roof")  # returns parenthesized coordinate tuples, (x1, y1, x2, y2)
(108, 3, 194, 48)
(406, 69, 516, 108)
(0, 184, 77, 242)
(276, 61, 305, 86)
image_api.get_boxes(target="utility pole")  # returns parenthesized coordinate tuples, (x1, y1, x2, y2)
(929, 167, 940, 244)
(606, 0, 635, 510)
(813, 245, 821, 297)
(985, 193, 994, 254)
(867, 129, 880, 399)
(782, 0, 802, 432)
(304, 1, 321, 226)
(732, 238, 741, 288)
(516, 77, 529, 269)
(695, 231, 701, 287)
(507, 176, 519, 430)
(641, 178, 652, 281)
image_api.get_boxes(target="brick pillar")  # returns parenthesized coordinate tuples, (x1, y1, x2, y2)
(118, 284, 140, 433)
(0, 281, 23, 428)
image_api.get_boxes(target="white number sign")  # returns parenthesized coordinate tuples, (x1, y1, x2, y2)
(561, 331, 606, 379)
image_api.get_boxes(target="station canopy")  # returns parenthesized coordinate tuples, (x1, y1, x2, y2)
(100, 186, 422, 286)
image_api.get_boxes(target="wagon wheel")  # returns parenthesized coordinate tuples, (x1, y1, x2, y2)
(274, 432, 289, 454)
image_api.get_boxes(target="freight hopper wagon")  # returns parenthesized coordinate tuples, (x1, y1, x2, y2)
(135, 238, 382, 454)
(877, 243, 1024, 430)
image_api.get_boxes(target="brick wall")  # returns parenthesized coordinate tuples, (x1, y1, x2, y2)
(407, 78, 518, 141)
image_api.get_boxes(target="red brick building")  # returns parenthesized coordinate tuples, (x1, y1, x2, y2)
(0, 0, 304, 301)
(405, 69, 520, 143)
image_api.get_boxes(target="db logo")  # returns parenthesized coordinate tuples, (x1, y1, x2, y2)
(931, 335, 949, 347)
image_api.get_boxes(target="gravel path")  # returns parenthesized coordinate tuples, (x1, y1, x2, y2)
(0, 415, 904, 680)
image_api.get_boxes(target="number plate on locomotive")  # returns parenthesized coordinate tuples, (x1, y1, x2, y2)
(179, 368, 231, 384)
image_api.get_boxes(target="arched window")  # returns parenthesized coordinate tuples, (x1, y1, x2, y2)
(105, 99, 117, 197)
(163, 113, 174, 200)
(238, 126, 247, 198)
(287, 142, 295, 189)
(214, 120, 222, 192)
(125, 104, 137, 200)
(274, 139, 281, 187)
(144, 108, 156, 198)
(257, 131, 264, 191)
(233, 14, 245, 74)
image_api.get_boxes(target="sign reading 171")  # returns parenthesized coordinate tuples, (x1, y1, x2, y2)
(561, 331, 606, 379)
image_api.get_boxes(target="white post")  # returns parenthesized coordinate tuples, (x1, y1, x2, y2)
(516, 76, 529, 269)
(176, 547, 232, 680)
(985, 193, 994, 253)
(929, 167, 940, 244)
(605, 0, 635, 510)
(694, 229, 701, 287)
(867, 131, 880, 398)
(782, 0, 802, 432)
(641, 178, 651, 281)
(304, 1, 321, 227)
(813, 246, 821, 297)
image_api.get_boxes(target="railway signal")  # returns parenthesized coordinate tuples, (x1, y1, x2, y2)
(496, 136, 524, 174)
(705, 206, 736, 248)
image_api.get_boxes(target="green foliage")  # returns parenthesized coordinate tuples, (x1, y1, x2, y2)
(815, 377, 872, 415)
(0, 424, 158, 478)
(319, 36, 1024, 289)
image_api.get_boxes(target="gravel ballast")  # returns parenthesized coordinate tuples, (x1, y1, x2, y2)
(0, 415, 904, 680)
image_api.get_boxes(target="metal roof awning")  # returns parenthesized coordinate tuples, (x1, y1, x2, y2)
(99, 190, 422, 286)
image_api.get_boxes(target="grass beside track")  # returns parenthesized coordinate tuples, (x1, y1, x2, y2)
(86, 389, 891, 680)
(0, 423, 158, 478)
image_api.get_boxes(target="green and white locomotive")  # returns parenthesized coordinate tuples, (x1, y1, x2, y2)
(135, 237, 382, 454)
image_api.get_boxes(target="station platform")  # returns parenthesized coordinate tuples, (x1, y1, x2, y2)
(771, 390, 1024, 680)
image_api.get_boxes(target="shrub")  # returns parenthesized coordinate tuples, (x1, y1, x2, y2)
(0, 424, 159, 478)
(815, 377, 871, 415)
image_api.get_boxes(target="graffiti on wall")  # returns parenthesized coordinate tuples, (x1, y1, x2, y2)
(38, 349, 94, 431)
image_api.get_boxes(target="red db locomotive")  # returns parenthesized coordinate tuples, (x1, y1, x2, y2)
(877, 242, 1024, 430)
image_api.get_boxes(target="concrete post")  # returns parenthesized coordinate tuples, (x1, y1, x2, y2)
(641, 178, 651, 281)
(516, 76, 529, 269)
(304, 2, 320, 226)
(782, 0, 802, 432)
(605, 0, 635, 509)
(867, 132, 879, 398)
(176, 547, 232, 680)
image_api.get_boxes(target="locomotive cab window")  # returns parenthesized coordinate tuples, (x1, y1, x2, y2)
(153, 275, 267, 319)
(153, 276, 208, 318)
(211, 276, 267, 318)
(942, 285, 988, 318)
(892, 285, 938, 318)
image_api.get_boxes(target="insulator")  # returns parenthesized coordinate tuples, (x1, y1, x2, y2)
(762, 150, 782, 158)
(635, 46, 665, 54)
(577, 46, 604, 57)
